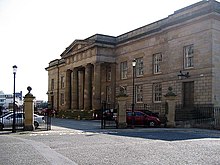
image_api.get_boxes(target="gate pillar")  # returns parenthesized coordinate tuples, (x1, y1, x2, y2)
(164, 87, 177, 128)
(116, 88, 128, 128)
(23, 86, 35, 131)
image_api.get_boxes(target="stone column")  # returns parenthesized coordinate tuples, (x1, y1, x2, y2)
(78, 69, 84, 109)
(23, 86, 35, 131)
(65, 70, 72, 109)
(93, 63, 101, 110)
(117, 94, 128, 129)
(72, 68, 78, 109)
(164, 87, 177, 127)
(84, 64, 92, 110)
(111, 63, 116, 104)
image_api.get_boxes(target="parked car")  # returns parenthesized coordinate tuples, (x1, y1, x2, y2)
(142, 110, 159, 118)
(0, 107, 9, 116)
(126, 111, 161, 127)
(40, 108, 56, 116)
(0, 112, 45, 130)
(33, 114, 45, 128)
(35, 108, 43, 115)
(103, 109, 117, 121)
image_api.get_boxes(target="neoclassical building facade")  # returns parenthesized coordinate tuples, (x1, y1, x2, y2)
(46, 0, 220, 117)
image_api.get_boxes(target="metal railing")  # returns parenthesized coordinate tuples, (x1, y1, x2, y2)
(175, 104, 220, 129)
(101, 101, 118, 129)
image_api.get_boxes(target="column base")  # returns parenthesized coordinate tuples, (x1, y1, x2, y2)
(24, 125, 35, 131)
(166, 121, 176, 128)
(117, 122, 127, 129)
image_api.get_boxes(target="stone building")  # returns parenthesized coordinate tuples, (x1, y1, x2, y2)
(46, 0, 220, 118)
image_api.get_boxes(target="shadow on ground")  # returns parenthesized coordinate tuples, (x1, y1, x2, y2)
(51, 118, 220, 141)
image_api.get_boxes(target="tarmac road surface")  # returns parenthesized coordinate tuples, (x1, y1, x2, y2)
(0, 118, 220, 165)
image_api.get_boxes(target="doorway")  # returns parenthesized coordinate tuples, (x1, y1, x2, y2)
(183, 81, 194, 108)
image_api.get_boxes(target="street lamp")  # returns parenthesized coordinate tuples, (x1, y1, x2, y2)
(12, 65, 17, 133)
(178, 70, 190, 79)
(132, 59, 136, 128)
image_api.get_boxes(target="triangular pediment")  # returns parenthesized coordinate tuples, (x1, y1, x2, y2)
(60, 40, 88, 58)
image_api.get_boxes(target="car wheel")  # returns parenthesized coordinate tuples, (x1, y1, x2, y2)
(149, 121, 156, 127)
(0, 123, 3, 131)
(34, 121, 39, 129)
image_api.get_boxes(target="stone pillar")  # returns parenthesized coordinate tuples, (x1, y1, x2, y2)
(72, 68, 78, 109)
(65, 70, 72, 109)
(93, 63, 101, 110)
(111, 63, 116, 104)
(164, 87, 177, 128)
(23, 86, 35, 131)
(116, 88, 128, 128)
(84, 64, 92, 110)
(78, 70, 84, 109)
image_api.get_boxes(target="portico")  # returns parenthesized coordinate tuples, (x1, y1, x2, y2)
(64, 62, 110, 111)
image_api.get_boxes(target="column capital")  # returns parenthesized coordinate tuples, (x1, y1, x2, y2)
(66, 69, 72, 73)
(93, 62, 103, 67)
(85, 63, 93, 67)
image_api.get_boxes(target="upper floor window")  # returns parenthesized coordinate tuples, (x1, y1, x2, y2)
(120, 61, 127, 79)
(153, 83, 162, 102)
(135, 84, 143, 103)
(51, 79, 54, 90)
(184, 45, 194, 68)
(136, 57, 143, 77)
(61, 76, 65, 88)
(106, 66, 111, 81)
(153, 53, 162, 74)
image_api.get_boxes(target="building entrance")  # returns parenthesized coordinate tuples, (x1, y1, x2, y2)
(183, 81, 194, 108)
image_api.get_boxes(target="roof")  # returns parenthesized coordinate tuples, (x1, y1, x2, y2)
(47, 0, 220, 68)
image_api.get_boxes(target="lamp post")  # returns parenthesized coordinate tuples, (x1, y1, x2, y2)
(132, 59, 136, 128)
(12, 65, 17, 133)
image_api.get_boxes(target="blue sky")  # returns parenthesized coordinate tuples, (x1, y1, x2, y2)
(0, 0, 203, 101)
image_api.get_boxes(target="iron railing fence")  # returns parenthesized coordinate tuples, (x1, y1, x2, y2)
(39, 111, 52, 131)
(101, 101, 118, 129)
(175, 104, 220, 129)
(0, 108, 24, 131)
(0, 109, 52, 131)
(213, 107, 220, 129)
(126, 103, 166, 114)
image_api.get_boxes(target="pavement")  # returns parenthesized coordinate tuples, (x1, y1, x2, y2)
(1, 118, 220, 165)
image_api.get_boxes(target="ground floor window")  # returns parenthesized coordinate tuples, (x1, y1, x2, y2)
(153, 83, 162, 102)
(60, 93, 64, 105)
(135, 84, 143, 103)
(106, 86, 111, 103)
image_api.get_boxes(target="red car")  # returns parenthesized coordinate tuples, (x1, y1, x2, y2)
(126, 111, 161, 127)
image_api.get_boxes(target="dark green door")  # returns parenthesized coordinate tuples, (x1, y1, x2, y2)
(183, 82, 194, 108)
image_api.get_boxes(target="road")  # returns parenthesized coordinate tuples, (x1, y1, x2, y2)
(0, 118, 220, 165)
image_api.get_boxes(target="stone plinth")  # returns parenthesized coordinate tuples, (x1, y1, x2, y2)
(117, 95, 128, 128)
(164, 87, 177, 128)
(23, 87, 35, 131)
